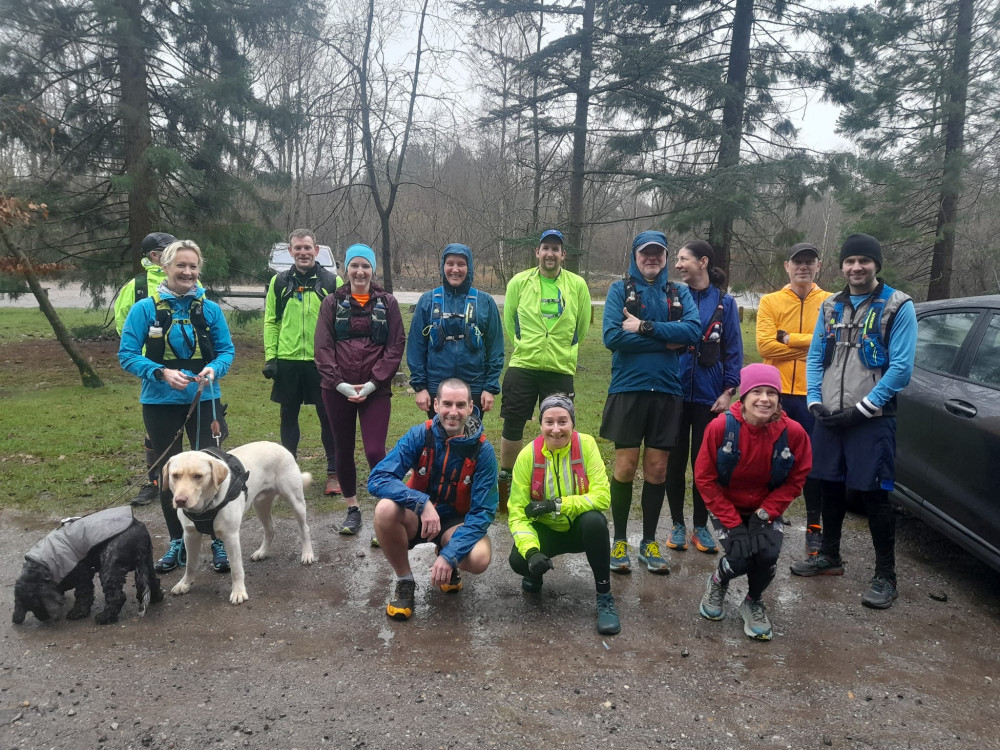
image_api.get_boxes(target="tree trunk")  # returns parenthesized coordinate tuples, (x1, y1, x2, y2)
(927, 0, 973, 301)
(114, 0, 155, 274)
(708, 0, 754, 279)
(564, 0, 595, 274)
(0, 228, 104, 388)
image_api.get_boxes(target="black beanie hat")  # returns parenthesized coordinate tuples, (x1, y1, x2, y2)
(839, 233, 882, 271)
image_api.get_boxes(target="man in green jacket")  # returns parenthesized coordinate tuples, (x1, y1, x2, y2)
(498, 229, 592, 507)
(263, 229, 342, 495)
(114, 231, 177, 506)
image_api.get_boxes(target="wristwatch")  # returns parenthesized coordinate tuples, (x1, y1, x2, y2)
(638, 320, 653, 336)
(153, 368, 166, 382)
(554, 498, 562, 514)
(755, 508, 770, 522)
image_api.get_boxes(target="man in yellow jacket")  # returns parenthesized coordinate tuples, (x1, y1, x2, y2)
(499, 229, 591, 506)
(755, 242, 831, 554)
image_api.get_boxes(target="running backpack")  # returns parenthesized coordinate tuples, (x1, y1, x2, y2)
(530, 432, 589, 501)
(406, 420, 485, 514)
(715, 413, 794, 491)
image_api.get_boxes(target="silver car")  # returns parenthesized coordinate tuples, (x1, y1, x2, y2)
(893, 294, 1000, 572)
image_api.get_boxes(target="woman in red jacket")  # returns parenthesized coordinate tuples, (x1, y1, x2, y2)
(694, 363, 811, 641)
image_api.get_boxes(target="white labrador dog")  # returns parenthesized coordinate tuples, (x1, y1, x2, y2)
(162, 441, 315, 605)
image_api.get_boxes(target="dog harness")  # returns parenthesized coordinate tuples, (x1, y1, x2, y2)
(530, 432, 588, 501)
(715, 413, 794, 491)
(181, 448, 251, 535)
(25, 506, 135, 584)
(406, 420, 485, 514)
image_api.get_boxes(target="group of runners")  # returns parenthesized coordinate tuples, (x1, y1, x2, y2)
(116, 226, 916, 641)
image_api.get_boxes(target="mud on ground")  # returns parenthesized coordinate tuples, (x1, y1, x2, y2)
(2, 505, 998, 750)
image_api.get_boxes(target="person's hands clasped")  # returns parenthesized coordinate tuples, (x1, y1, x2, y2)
(719, 524, 751, 561)
(525, 499, 558, 518)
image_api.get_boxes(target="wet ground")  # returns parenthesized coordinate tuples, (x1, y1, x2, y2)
(2, 505, 998, 750)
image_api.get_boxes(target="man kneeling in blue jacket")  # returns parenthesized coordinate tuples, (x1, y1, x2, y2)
(370, 377, 499, 620)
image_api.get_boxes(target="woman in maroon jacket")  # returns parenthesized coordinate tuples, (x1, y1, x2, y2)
(315, 244, 405, 536)
(694, 363, 811, 641)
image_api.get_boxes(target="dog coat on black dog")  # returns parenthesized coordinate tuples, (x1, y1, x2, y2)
(13, 506, 163, 625)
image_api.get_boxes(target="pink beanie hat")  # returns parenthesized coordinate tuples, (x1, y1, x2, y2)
(739, 363, 782, 400)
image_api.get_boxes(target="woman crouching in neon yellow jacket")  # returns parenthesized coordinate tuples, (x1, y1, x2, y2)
(507, 394, 619, 635)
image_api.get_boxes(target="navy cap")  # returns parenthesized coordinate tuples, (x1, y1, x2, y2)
(141, 232, 176, 254)
(539, 229, 564, 244)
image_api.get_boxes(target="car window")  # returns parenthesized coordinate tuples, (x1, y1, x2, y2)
(914, 311, 979, 373)
(967, 313, 1000, 387)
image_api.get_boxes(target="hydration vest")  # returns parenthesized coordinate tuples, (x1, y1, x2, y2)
(333, 293, 389, 344)
(423, 287, 484, 352)
(134, 271, 149, 303)
(144, 292, 215, 371)
(690, 287, 725, 368)
(821, 283, 895, 371)
(623, 277, 682, 321)
(273, 266, 338, 323)
(530, 432, 589, 501)
(715, 413, 794, 491)
(406, 420, 485, 514)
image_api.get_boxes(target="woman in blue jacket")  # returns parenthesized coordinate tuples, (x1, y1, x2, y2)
(118, 240, 235, 574)
(406, 243, 504, 417)
(664, 240, 744, 554)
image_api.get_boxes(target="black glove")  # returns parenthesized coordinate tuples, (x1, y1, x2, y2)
(809, 403, 831, 420)
(525, 499, 557, 518)
(526, 550, 554, 577)
(719, 524, 751, 562)
(820, 406, 867, 429)
(262, 359, 278, 379)
(748, 514, 782, 558)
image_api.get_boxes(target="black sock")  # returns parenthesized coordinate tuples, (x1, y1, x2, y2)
(595, 580, 611, 595)
(640, 480, 667, 541)
(610, 478, 633, 539)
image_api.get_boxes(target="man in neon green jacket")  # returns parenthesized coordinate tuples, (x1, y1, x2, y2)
(263, 229, 342, 495)
(113, 231, 176, 506)
(499, 229, 591, 506)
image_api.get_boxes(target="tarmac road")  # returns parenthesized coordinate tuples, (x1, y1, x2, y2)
(2, 504, 998, 750)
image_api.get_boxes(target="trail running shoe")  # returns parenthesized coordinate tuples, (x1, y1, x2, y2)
(440, 568, 463, 593)
(339, 506, 362, 535)
(211, 538, 230, 573)
(691, 525, 719, 554)
(386, 579, 416, 620)
(521, 576, 543, 593)
(666, 522, 688, 550)
(325, 473, 342, 496)
(154, 538, 187, 573)
(131, 481, 159, 507)
(699, 574, 728, 621)
(637, 539, 670, 574)
(739, 597, 773, 641)
(861, 574, 898, 609)
(596, 592, 621, 635)
(805, 524, 823, 556)
(610, 539, 632, 574)
(789, 553, 844, 577)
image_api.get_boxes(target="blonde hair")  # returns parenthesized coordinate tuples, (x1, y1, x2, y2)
(160, 240, 203, 269)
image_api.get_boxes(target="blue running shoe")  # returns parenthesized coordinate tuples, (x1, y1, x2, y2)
(739, 597, 773, 641)
(637, 539, 670, 574)
(211, 538, 230, 573)
(154, 538, 186, 573)
(666, 522, 688, 550)
(699, 574, 728, 621)
(596, 592, 621, 635)
(610, 539, 632, 574)
(691, 525, 718, 554)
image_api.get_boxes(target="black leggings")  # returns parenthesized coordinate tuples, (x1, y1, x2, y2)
(508, 510, 610, 589)
(715, 517, 783, 600)
(279, 401, 337, 473)
(664, 401, 715, 527)
(143, 400, 228, 540)
(820, 481, 897, 580)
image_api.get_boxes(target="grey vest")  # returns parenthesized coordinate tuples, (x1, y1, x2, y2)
(819, 285, 912, 415)
(25, 506, 134, 584)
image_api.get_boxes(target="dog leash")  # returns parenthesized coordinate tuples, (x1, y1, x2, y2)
(102, 378, 208, 509)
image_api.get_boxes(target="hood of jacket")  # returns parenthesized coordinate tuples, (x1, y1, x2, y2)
(628, 230, 670, 289)
(155, 282, 206, 305)
(440, 243, 474, 295)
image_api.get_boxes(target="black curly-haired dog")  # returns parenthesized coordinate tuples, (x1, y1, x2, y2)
(13, 506, 163, 625)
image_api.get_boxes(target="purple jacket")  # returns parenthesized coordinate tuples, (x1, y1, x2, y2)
(314, 282, 405, 395)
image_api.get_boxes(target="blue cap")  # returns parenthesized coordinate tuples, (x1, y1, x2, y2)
(344, 244, 377, 271)
(539, 229, 564, 244)
(632, 230, 668, 254)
